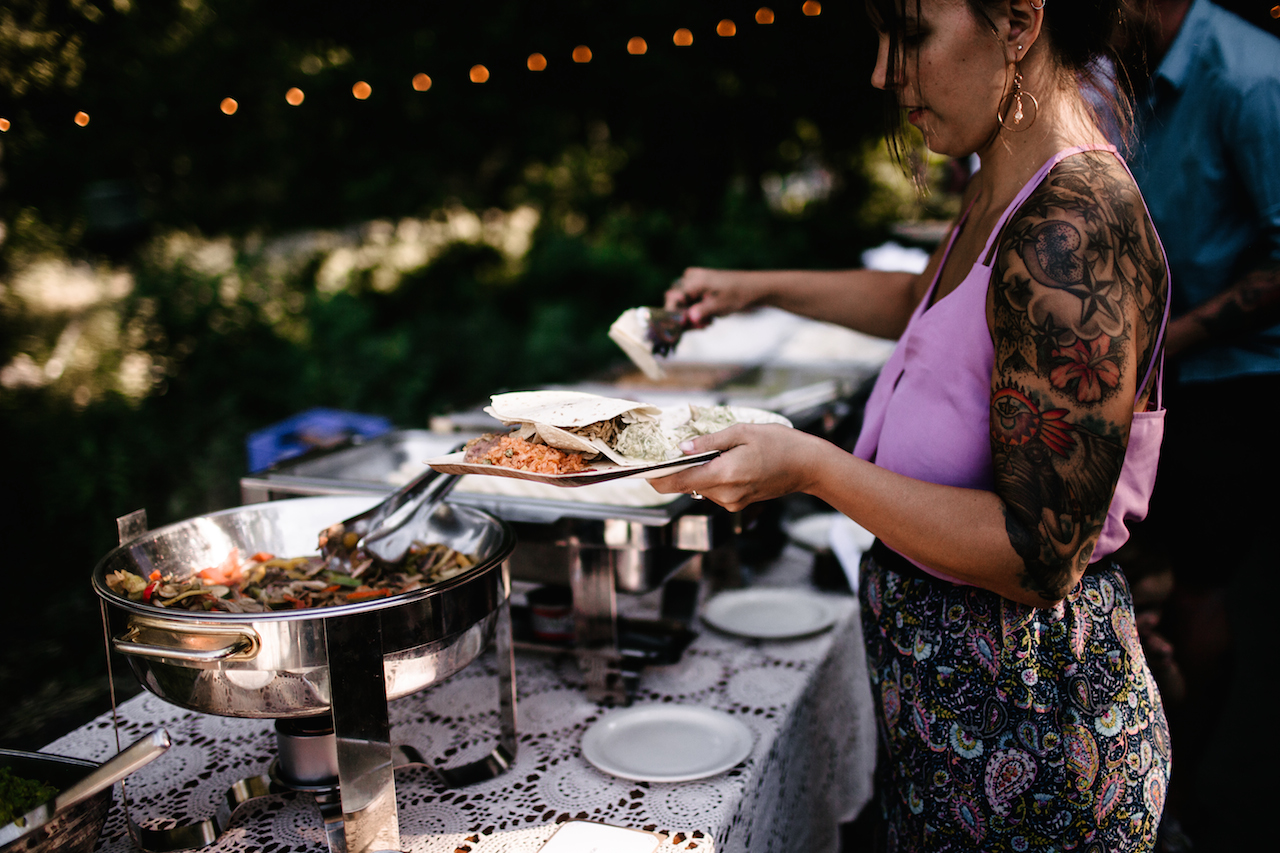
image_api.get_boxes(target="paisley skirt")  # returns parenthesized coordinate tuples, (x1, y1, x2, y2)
(859, 547, 1170, 852)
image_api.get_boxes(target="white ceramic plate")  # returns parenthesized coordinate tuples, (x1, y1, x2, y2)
(701, 589, 838, 640)
(580, 705, 753, 783)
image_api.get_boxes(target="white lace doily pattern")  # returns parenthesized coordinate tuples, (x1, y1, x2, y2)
(47, 577, 873, 853)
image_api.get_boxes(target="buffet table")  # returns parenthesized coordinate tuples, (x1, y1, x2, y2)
(48, 544, 875, 853)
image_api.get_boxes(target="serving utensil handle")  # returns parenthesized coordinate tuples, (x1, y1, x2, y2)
(55, 728, 171, 812)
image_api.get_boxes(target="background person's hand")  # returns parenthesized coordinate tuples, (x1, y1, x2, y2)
(664, 268, 757, 328)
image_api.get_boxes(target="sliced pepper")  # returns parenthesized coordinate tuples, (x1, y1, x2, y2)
(345, 588, 391, 602)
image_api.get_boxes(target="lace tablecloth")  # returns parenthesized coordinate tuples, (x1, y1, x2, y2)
(47, 547, 875, 853)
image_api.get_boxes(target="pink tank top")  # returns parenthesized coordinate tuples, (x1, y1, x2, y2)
(852, 146, 1169, 583)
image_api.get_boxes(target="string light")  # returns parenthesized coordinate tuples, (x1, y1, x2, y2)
(0, 118, 9, 132)
(1271, 4, 1279, 17)
(19, 10, 843, 129)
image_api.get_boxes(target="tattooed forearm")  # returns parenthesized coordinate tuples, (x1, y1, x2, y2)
(988, 153, 1167, 602)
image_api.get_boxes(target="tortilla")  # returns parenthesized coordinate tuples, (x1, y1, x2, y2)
(485, 390, 663, 463)
(486, 390, 660, 427)
(609, 308, 665, 381)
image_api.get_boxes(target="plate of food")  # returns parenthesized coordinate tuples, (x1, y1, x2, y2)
(426, 390, 790, 487)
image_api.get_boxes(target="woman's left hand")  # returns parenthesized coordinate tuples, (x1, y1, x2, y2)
(648, 423, 821, 512)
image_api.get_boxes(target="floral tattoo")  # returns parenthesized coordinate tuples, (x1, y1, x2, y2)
(990, 153, 1167, 601)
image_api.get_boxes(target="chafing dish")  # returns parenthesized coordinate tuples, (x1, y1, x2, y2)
(94, 497, 518, 853)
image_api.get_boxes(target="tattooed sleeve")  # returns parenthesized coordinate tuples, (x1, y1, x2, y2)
(989, 152, 1167, 602)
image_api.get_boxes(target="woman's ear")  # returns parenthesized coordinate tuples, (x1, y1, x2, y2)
(1005, 0, 1045, 63)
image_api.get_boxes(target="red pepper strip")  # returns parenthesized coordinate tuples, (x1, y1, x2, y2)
(149, 570, 162, 581)
(345, 589, 391, 602)
(251, 552, 275, 563)
(321, 585, 342, 594)
(282, 593, 308, 609)
(143, 581, 159, 601)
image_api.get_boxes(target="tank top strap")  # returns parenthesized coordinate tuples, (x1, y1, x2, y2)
(978, 144, 1119, 267)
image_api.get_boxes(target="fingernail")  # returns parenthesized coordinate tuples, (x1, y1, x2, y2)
(680, 441, 696, 453)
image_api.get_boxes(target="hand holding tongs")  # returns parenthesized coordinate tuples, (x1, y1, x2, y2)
(319, 459, 462, 565)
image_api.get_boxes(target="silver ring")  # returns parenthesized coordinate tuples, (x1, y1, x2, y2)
(690, 491, 705, 500)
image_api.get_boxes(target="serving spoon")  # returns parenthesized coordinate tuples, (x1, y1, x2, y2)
(0, 729, 171, 848)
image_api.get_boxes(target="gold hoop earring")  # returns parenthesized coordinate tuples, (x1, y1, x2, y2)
(998, 68, 1039, 131)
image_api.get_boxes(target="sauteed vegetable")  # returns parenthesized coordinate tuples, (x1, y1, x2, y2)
(0, 767, 58, 825)
(105, 539, 477, 613)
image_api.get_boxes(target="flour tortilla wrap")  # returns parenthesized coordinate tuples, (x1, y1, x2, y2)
(484, 390, 662, 464)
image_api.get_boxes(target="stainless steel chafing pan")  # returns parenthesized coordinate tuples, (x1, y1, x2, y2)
(92, 495, 515, 719)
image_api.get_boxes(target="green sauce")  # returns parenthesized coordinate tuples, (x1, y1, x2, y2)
(0, 766, 59, 825)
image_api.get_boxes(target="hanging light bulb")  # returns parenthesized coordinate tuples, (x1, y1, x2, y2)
(528, 53, 547, 71)
(412, 73, 432, 91)
(572, 45, 592, 63)
(285, 87, 304, 105)
(756, 8, 775, 24)
(352, 81, 372, 99)
(673, 28, 693, 46)
(470, 65, 490, 83)
(0, 118, 10, 132)
(717, 20, 737, 36)
(627, 37, 647, 55)
(802, 1, 821, 15)
(219, 99, 236, 115)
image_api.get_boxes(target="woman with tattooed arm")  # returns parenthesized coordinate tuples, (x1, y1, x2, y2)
(652, 0, 1171, 849)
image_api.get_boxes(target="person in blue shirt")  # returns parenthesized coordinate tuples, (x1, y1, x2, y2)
(1120, 1, 1280, 848)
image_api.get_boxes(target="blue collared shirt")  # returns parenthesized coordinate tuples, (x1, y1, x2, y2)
(1129, 0, 1280, 383)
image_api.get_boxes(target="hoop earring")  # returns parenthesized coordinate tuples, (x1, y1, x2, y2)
(1031, 0, 1046, 9)
(998, 68, 1039, 131)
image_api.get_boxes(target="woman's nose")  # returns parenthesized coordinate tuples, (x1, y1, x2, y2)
(871, 34, 893, 91)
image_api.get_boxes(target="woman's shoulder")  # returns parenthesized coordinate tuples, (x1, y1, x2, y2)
(1014, 148, 1165, 280)
(1032, 148, 1140, 215)
(992, 146, 1168, 391)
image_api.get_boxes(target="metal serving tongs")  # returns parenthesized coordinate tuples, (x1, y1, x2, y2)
(318, 460, 463, 566)
(0, 729, 171, 848)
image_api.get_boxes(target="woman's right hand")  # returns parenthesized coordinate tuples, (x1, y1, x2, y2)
(664, 268, 758, 328)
